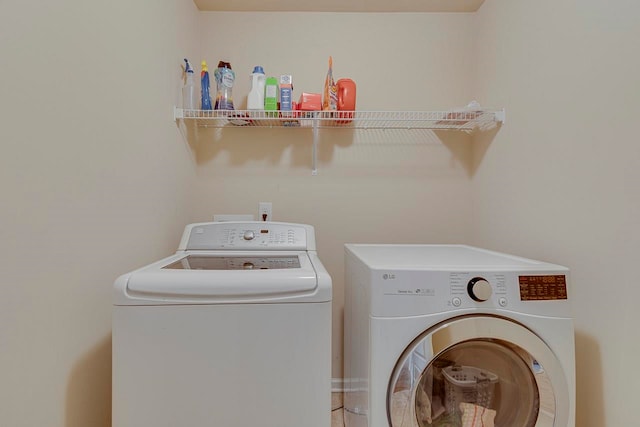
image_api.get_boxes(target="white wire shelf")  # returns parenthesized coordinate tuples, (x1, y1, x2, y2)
(174, 107, 505, 132)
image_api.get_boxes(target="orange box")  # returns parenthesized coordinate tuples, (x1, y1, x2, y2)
(297, 92, 322, 111)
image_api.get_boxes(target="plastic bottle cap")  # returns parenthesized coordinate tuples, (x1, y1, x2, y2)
(252, 66, 265, 74)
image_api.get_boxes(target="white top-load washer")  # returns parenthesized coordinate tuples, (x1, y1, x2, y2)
(113, 221, 331, 427)
(344, 244, 575, 427)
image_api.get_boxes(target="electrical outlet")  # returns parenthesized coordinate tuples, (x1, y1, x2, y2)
(259, 202, 272, 222)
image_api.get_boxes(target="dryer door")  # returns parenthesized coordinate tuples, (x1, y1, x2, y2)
(388, 314, 569, 427)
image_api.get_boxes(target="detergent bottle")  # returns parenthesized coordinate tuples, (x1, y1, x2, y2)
(214, 61, 235, 110)
(247, 66, 266, 110)
(264, 77, 278, 111)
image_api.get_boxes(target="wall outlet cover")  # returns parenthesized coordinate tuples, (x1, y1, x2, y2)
(259, 202, 272, 221)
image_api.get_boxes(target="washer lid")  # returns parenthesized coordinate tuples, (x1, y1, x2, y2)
(114, 251, 328, 305)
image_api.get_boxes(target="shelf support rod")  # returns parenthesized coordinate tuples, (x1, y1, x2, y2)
(312, 115, 319, 175)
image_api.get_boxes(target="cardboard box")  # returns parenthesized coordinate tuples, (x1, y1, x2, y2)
(297, 92, 321, 111)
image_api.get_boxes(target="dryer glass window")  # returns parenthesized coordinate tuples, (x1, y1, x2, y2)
(389, 320, 558, 427)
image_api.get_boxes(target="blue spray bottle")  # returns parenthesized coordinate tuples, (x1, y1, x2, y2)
(200, 60, 212, 110)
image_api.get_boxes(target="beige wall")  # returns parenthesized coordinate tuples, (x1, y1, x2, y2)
(0, 0, 198, 425)
(3, 1, 637, 425)
(193, 12, 479, 378)
(472, 1, 640, 425)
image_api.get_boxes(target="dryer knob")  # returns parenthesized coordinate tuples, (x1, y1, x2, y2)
(468, 277, 492, 302)
(243, 230, 255, 240)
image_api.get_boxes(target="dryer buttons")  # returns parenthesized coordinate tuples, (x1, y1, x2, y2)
(452, 297, 462, 307)
(468, 277, 493, 302)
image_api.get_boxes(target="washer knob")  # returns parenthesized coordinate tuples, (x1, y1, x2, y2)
(468, 277, 492, 302)
(243, 230, 255, 240)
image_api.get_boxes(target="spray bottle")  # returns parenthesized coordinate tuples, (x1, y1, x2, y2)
(182, 59, 197, 111)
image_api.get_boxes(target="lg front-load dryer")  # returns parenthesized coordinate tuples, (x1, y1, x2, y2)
(344, 244, 575, 427)
(113, 221, 331, 427)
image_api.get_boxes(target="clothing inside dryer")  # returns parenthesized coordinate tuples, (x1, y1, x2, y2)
(390, 339, 554, 427)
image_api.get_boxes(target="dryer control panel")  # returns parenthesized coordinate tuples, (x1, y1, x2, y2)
(518, 275, 568, 301)
(450, 272, 568, 306)
(449, 272, 509, 308)
(369, 269, 570, 318)
(348, 244, 571, 318)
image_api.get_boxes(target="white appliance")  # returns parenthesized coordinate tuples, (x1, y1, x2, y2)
(344, 244, 575, 427)
(113, 221, 332, 427)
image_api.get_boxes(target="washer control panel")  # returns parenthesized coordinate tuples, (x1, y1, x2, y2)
(185, 222, 309, 250)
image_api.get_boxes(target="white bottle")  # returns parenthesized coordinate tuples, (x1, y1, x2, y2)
(182, 58, 197, 110)
(247, 66, 266, 110)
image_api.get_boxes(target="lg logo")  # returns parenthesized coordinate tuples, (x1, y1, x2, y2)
(383, 273, 396, 280)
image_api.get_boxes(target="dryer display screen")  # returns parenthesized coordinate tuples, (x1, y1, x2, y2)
(519, 275, 567, 301)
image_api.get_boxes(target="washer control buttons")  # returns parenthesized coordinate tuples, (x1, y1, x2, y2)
(499, 297, 508, 307)
(468, 277, 493, 302)
(452, 297, 462, 307)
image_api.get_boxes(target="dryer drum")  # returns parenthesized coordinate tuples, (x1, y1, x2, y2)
(387, 315, 567, 427)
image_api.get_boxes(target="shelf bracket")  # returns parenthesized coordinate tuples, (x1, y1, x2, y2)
(173, 105, 184, 121)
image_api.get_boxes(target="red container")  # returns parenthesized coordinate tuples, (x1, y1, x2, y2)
(336, 78, 356, 123)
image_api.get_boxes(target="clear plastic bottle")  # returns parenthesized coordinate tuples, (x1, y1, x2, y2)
(247, 66, 266, 110)
(214, 61, 235, 110)
(182, 59, 197, 111)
